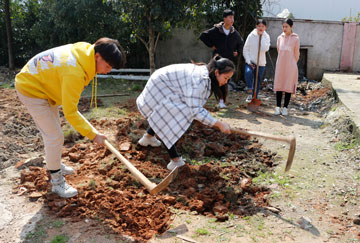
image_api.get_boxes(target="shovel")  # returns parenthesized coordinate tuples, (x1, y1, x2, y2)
(248, 34, 262, 111)
(231, 128, 296, 172)
(80, 113, 179, 194)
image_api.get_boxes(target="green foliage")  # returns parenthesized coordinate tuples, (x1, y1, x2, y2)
(1, 0, 263, 69)
(52, 220, 65, 228)
(89, 179, 97, 189)
(342, 12, 360, 22)
(334, 138, 359, 151)
(131, 83, 143, 91)
(195, 227, 210, 235)
(253, 171, 292, 188)
(51, 235, 70, 243)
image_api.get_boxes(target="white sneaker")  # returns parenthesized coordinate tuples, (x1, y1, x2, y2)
(61, 163, 74, 175)
(51, 171, 77, 198)
(166, 157, 185, 171)
(282, 107, 288, 116)
(274, 107, 281, 115)
(138, 134, 162, 147)
(218, 99, 226, 108)
(245, 95, 252, 103)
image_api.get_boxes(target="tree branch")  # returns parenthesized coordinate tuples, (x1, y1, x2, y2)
(136, 34, 149, 52)
(154, 32, 161, 51)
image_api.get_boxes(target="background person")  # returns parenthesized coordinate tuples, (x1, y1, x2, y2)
(15, 37, 126, 198)
(243, 19, 270, 103)
(136, 56, 233, 170)
(273, 18, 300, 116)
(200, 9, 244, 108)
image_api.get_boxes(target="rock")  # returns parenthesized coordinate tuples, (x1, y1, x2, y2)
(68, 153, 81, 162)
(119, 142, 131, 151)
(265, 206, 281, 214)
(240, 178, 252, 190)
(189, 199, 204, 212)
(213, 204, 228, 214)
(16, 157, 45, 169)
(354, 218, 360, 225)
(163, 196, 176, 204)
(28, 192, 43, 199)
(216, 214, 229, 222)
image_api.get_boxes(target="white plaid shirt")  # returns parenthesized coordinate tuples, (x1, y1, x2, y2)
(136, 64, 217, 149)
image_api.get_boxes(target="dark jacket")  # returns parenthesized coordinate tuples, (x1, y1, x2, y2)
(200, 22, 244, 61)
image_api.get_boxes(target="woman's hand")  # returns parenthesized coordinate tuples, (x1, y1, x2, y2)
(94, 133, 107, 145)
(213, 121, 231, 134)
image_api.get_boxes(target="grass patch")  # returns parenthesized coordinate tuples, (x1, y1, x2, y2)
(51, 235, 70, 243)
(334, 138, 359, 151)
(195, 228, 210, 236)
(89, 180, 97, 189)
(52, 220, 65, 228)
(0, 82, 14, 89)
(24, 223, 47, 242)
(252, 171, 292, 188)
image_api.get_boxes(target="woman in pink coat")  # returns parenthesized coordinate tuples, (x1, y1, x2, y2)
(273, 18, 300, 116)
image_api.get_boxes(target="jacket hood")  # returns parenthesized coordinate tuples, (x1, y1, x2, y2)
(281, 32, 298, 38)
(249, 29, 269, 37)
(214, 22, 236, 34)
(71, 42, 96, 85)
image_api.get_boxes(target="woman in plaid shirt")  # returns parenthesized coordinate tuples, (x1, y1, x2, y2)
(136, 56, 234, 170)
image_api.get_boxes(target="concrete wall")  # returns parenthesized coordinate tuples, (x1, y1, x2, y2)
(156, 18, 359, 81)
(353, 24, 360, 73)
(155, 28, 212, 67)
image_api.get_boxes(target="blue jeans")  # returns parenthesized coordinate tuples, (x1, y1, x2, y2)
(245, 63, 265, 98)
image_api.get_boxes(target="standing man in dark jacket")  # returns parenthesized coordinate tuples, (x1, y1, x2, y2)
(200, 9, 244, 108)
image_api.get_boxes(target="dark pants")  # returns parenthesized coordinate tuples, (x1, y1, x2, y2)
(147, 127, 179, 159)
(276, 91, 291, 108)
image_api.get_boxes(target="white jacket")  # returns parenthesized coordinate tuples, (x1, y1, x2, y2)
(243, 29, 270, 66)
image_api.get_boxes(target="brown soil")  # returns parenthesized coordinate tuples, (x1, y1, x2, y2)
(0, 88, 42, 170)
(14, 118, 275, 241)
(3, 80, 357, 242)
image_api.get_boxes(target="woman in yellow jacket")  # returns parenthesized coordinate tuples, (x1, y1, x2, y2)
(15, 37, 126, 198)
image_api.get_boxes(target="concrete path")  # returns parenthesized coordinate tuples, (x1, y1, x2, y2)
(323, 72, 360, 137)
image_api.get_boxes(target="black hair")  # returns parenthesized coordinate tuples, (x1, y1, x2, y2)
(207, 55, 235, 101)
(256, 19, 267, 26)
(94, 37, 126, 69)
(283, 18, 294, 27)
(223, 9, 234, 18)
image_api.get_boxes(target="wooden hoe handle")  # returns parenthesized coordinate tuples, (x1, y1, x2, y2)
(104, 140, 157, 191)
(231, 128, 296, 172)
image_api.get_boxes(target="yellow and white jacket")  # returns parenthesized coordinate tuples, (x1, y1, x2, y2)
(15, 42, 97, 140)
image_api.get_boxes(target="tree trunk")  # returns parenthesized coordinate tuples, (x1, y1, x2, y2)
(4, 0, 15, 70)
(148, 20, 156, 74)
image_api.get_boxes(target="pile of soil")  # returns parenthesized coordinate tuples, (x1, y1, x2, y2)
(15, 118, 276, 241)
(293, 81, 334, 112)
(0, 88, 42, 170)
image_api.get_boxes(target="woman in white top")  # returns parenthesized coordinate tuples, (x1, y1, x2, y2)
(136, 56, 234, 170)
(243, 19, 271, 102)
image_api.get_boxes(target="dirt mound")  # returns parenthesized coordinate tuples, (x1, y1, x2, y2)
(293, 81, 334, 112)
(15, 118, 276, 241)
(0, 88, 43, 170)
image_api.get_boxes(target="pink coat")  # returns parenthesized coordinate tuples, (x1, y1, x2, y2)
(274, 32, 300, 94)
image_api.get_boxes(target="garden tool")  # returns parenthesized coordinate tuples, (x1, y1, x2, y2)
(80, 113, 179, 194)
(248, 34, 262, 111)
(231, 128, 296, 172)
